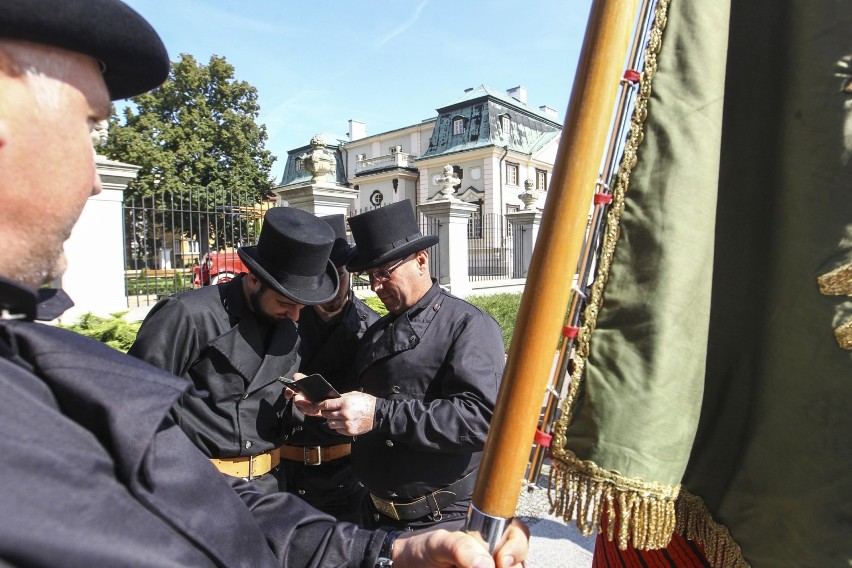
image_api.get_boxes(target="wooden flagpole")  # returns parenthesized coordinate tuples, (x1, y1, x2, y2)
(466, 0, 640, 545)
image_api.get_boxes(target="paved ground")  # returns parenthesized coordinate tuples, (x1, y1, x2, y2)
(513, 461, 596, 568)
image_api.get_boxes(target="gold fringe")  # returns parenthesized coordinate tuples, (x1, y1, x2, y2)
(817, 262, 852, 296)
(548, 449, 679, 550)
(560, 0, 669, 424)
(675, 489, 750, 568)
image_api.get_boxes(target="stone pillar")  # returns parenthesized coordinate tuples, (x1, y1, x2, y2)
(506, 209, 543, 278)
(58, 157, 140, 323)
(272, 181, 359, 217)
(272, 134, 358, 216)
(418, 199, 477, 297)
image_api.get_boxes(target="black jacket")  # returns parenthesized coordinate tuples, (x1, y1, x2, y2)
(0, 277, 386, 567)
(290, 293, 379, 447)
(352, 282, 505, 503)
(129, 275, 298, 459)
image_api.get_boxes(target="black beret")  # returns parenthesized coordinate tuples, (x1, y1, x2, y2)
(0, 0, 169, 100)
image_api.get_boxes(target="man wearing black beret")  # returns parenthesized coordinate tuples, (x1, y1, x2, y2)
(297, 200, 507, 531)
(0, 1, 528, 566)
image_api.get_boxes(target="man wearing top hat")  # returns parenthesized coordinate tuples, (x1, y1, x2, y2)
(297, 200, 506, 531)
(129, 206, 340, 495)
(282, 214, 379, 523)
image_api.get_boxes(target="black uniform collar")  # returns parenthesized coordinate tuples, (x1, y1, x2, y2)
(0, 276, 74, 321)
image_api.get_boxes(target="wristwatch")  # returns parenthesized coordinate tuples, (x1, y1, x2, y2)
(375, 529, 403, 567)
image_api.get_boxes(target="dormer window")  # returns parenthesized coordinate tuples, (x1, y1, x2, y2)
(295, 159, 304, 172)
(453, 117, 465, 135)
(501, 114, 511, 132)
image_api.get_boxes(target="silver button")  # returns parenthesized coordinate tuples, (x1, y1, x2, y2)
(297, 489, 306, 495)
(408, 335, 416, 343)
(392, 386, 401, 393)
(245, 440, 253, 449)
(243, 393, 249, 399)
(385, 439, 394, 447)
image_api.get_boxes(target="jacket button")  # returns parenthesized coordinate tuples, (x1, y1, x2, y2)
(433, 304, 440, 311)
(408, 335, 416, 343)
(297, 489, 306, 496)
(245, 440, 253, 449)
(392, 386, 401, 393)
(243, 393, 249, 399)
(385, 439, 394, 447)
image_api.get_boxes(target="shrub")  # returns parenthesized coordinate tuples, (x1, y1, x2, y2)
(361, 295, 389, 316)
(126, 271, 190, 296)
(59, 312, 141, 353)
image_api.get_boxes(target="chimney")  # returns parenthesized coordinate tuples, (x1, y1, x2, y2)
(464, 87, 474, 93)
(506, 85, 527, 104)
(348, 119, 366, 141)
(539, 105, 558, 119)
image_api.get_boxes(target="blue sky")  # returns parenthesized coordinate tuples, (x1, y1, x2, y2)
(123, 0, 592, 178)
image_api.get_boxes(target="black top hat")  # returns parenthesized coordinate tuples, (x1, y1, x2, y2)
(0, 0, 170, 100)
(346, 200, 438, 272)
(320, 214, 356, 268)
(238, 207, 338, 305)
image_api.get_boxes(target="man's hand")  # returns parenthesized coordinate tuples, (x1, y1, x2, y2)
(392, 519, 530, 567)
(310, 391, 377, 436)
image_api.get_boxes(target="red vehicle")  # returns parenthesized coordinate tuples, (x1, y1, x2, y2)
(193, 252, 248, 287)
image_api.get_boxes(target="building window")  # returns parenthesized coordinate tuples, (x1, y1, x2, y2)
(295, 159, 304, 172)
(467, 201, 483, 239)
(453, 118, 464, 135)
(501, 114, 511, 132)
(536, 169, 547, 191)
(506, 162, 519, 186)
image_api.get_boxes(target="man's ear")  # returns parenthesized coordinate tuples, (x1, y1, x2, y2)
(243, 272, 261, 292)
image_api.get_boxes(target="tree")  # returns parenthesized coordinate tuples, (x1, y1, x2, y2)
(104, 54, 276, 266)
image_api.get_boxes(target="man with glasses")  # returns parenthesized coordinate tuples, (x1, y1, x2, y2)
(294, 200, 506, 531)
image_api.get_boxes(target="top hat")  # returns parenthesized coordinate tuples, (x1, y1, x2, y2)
(0, 0, 170, 100)
(320, 214, 356, 268)
(346, 200, 438, 272)
(238, 207, 338, 305)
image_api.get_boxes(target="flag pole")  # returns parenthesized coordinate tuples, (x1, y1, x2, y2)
(466, 0, 640, 550)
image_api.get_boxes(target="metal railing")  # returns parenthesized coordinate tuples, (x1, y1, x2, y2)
(123, 187, 270, 307)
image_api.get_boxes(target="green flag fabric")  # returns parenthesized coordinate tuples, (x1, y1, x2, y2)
(550, 1, 852, 566)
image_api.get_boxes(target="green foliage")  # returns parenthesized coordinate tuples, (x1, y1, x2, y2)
(59, 313, 141, 353)
(125, 272, 190, 296)
(466, 293, 523, 351)
(104, 54, 276, 248)
(362, 295, 389, 317)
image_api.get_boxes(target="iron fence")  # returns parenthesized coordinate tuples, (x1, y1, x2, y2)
(124, 187, 271, 307)
(467, 212, 514, 280)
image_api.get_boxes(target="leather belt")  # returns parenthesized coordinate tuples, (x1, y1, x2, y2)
(210, 448, 281, 479)
(280, 443, 351, 466)
(369, 470, 478, 522)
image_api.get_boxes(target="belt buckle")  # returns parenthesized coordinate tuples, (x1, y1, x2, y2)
(370, 494, 400, 521)
(248, 454, 256, 479)
(304, 446, 322, 466)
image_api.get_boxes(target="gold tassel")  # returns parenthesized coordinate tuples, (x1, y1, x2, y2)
(548, 449, 679, 549)
(675, 489, 750, 568)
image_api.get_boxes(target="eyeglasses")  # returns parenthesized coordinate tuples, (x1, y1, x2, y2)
(364, 254, 415, 283)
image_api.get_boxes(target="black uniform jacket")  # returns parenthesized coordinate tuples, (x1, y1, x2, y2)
(129, 274, 299, 458)
(0, 277, 386, 567)
(352, 281, 505, 501)
(289, 293, 379, 447)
